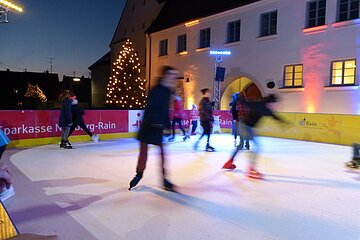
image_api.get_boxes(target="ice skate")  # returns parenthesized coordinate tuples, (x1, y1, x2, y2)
(247, 167, 263, 179)
(222, 159, 236, 170)
(163, 179, 177, 192)
(128, 173, 143, 190)
(345, 160, 360, 169)
(0, 185, 15, 202)
(91, 134, 99, 142)
(205, 144, 215, 152)
(168, 136, 175, 142)
(183, 134, 190, 141)
(60, 140, 73, 149)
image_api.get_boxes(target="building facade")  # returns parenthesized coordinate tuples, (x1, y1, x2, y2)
(148, 0, 359, 114)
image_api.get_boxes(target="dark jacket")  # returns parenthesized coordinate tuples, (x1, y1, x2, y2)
(242, 100, 284, 127)
(199, 97, 214, 122)
(59, 98, 72, 127)
(137, 81, 171, 145)
(72, 104, 85, 124)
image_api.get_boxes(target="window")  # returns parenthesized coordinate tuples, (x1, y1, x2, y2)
(306, 0, 326, 28)
(260, 10, 277, 37)
(177, 34, 187, 53)
(199, 28, 211, 48)
(227, 20, 241, 43)
(159, 39, 168, 56)
(283, 64, 303, 87)
(331, 59, 356, 85)
(338, 0, 359, 22)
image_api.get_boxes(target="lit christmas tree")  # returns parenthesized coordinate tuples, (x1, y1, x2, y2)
(106, 39, 147, 109)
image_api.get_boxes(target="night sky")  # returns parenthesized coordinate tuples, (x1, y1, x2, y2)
(0, 0, 126, 77)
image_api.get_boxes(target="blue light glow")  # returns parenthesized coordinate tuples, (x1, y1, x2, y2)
(210, 50, 231, 56)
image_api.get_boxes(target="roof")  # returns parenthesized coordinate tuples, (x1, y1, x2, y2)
(146, 0, 262, 34)
(88, 51, 111, 70)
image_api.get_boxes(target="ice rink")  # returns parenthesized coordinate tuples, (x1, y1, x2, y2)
(3, 134, 360, 240)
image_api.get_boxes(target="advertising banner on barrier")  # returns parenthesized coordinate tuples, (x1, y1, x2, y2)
(0, 110, 129, 140)
(257, 112, 360, 145)
(128, 110, 233, 133)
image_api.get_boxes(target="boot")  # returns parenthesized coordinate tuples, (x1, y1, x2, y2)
(206, 144, 215, 152)
(163, 178, 176, 192)
(222, 159, 236, 170)
(128, 173, 143, 190)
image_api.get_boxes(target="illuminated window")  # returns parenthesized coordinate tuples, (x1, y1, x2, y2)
(199, 28, 211, 48)
(283, 64, 303, 87)
(306, 0, 326, 28)
(227, 20, 241, 43)
(159, 39, 168, 56)
(177, 34, 187, 53)
(337, 0, 359, 22)
(331, 59, 356, 85)
(260, 10, 277, 37)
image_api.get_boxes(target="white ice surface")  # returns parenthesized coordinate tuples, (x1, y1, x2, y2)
(9, 134, 360, 240)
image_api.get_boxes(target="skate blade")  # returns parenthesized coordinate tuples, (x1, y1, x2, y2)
(163, 187, 178, 193)
(247, 173, 264, 179)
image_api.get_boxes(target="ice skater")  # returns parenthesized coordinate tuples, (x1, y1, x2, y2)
(194, 88, 215, 152)
(0, 128, 14, 202)
(59, 92, 74, 149)
(129, 66, 179, 192)
(345, 143, 360, 168)
(222, 94, 289, 179)
(235, 92, 250, 150)
(168, 93, 189, 142)
(229, 92, 239, 145)
(68, 96, 99, 142)
(189, 104, 199, 135)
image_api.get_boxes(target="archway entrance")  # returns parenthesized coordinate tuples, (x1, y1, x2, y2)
(220, 77, 262, 110)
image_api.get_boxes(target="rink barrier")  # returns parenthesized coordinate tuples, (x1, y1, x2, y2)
(0, 110, 358, 147)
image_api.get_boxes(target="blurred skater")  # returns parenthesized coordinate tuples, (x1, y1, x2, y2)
(194, 88, 215, 152)
(129, 66, 179, 191)
(222, 94, 289, 179)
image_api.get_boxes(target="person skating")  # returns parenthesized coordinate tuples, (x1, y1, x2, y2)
(236, 92, 250, 150)
(129, 66, 179, 192)
(194, 88, 215, 152)
(0, 128, 14, 202)
(68, 97, 99, 142)
(229, 92, 239, 146)
(168, 93, 189, 142)
(189, 104, 199, 135)
(345, 143, 360, 168)
(59, 93, 74, 149)
(222, 94, 289, 179)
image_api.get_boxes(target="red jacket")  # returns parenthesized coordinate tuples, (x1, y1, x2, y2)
(173, 96, 185, 119)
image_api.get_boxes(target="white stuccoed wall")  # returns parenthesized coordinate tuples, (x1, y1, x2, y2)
(148, 0, 360, 114)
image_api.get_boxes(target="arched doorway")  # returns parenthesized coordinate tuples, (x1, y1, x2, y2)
(220, 77, 262, 110)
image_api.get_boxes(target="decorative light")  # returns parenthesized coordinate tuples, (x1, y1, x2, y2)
(0, 0, 23, 12)
(210, 50, 231, 56)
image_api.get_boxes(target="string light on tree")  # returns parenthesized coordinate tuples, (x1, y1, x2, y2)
(105, 39, 147, 109)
